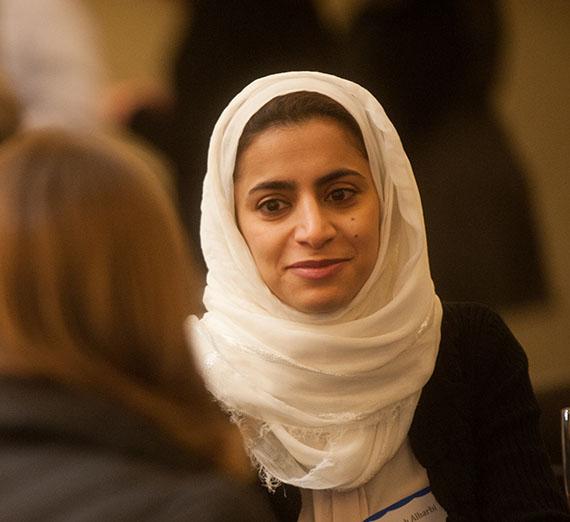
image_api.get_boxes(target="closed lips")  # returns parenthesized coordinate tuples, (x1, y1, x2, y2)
(287, 259, 348, 269)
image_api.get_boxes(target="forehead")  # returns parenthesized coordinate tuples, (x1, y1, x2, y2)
(235, 117, 368, 178)
(232, 120, 379, 211)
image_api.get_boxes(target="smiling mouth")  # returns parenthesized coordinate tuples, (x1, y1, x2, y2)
(287, 259, 349, 279)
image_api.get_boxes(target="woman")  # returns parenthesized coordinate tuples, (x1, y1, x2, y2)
(0, 129, 276, 522)
(188, 72, 569, 522)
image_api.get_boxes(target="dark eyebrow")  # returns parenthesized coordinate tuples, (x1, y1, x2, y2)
(247, 169, 365, 196)
(315, 169, 365, 187)
(247, 180, 296, 196)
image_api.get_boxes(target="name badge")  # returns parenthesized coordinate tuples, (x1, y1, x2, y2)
(364, 487, 446, 522)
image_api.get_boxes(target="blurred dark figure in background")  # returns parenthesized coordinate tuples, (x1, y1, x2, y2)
(0, 130, 277, 522)
(129, 0, 338, 260)
(344, 0, 547, 308)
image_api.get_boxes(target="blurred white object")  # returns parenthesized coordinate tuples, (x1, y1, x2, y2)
(0, 0, 104, 130)
(561, 407, 570, 507)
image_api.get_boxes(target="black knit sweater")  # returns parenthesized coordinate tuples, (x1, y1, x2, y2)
(264, 302, 570, 521)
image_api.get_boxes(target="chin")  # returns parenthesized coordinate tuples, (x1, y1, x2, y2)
(288, 294, 348, 315)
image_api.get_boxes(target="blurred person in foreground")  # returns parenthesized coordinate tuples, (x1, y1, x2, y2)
(0, 129, 277, 522)
(0, 71, 22, 142)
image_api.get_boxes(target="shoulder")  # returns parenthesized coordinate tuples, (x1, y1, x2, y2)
(417, 301, 532, 423)
(438, 301, 529, 380)
(143, 472, 278, 522)
(410, 301, 535, 465)
(441, 301, 516, 343)
(0, 380, 276, 522)
(0, 441, 275, 522)
(97, 459, 274, 522)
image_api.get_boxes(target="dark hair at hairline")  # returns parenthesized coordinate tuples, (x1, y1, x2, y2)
(235, 91, 368, 176)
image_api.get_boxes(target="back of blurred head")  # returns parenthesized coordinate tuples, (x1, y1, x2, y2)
(0, 71, 22, 142)
(0, 129, 246, 476)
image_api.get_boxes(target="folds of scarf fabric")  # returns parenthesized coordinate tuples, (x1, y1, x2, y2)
(188, 71, 442, 490)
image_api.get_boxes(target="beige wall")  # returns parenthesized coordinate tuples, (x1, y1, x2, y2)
(492, 0, 570, 391)
(89, 0, 570, 391)
(86, 0, 185, 84)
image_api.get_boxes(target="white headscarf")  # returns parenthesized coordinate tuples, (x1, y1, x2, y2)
(187, 71, 442, 491)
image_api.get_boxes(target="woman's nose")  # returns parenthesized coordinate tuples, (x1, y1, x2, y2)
(293, 200, 335, 248)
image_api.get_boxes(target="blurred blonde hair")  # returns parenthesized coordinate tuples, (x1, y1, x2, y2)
(0, 129, 249, 478)
(0, 72, 22, 142)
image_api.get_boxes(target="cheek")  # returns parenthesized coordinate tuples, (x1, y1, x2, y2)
(350, 208, 381, 261)
(353, 221, 378, 248)
(247, 235, 266, 264)
(241, 222, 281, 269)
(351, 201, 381, 238)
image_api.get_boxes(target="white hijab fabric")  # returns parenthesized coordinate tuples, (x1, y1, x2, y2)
(187, 71, 442, 492)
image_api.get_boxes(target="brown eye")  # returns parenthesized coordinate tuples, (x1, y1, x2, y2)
(258, 198, 289, 215)
(327, 188, 356, 202)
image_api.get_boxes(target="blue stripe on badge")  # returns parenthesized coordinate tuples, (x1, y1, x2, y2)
(363, 486, 432, 522)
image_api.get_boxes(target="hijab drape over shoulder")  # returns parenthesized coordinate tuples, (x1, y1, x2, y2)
(187, 72, 442, 491)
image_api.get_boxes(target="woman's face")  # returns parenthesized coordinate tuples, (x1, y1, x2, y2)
(234, 118, 381, 314)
